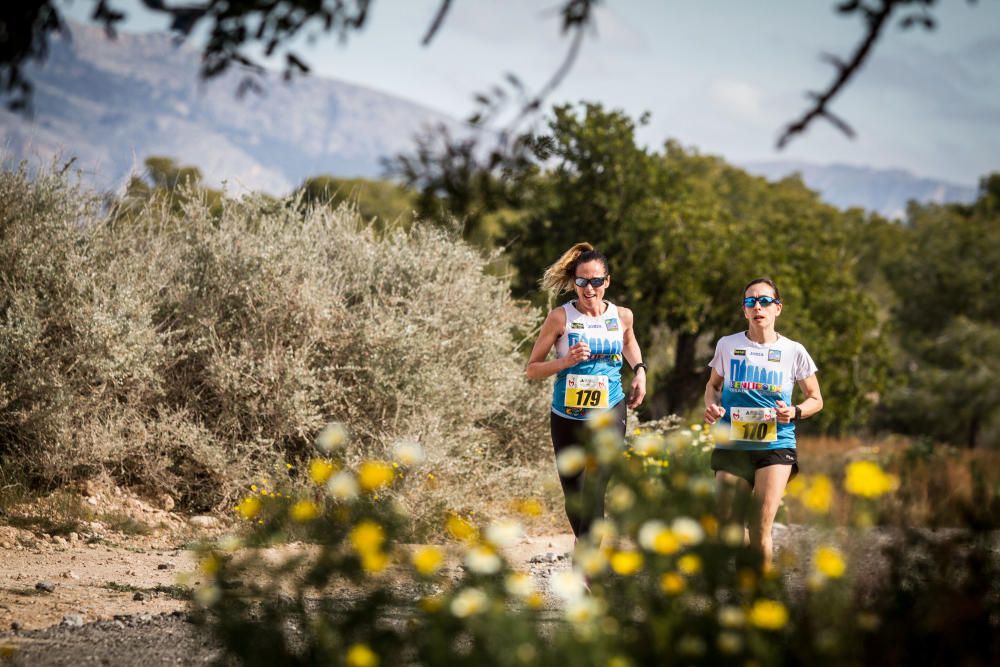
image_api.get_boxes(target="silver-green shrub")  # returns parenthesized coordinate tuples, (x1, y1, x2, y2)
(0, 164, 548, 518)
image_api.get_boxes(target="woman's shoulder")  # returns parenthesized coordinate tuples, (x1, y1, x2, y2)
(545, 305, 569, 323)
(715, 331, 746, 346)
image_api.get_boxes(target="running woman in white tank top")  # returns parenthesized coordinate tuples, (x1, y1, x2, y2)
(526, 243, 648, 540)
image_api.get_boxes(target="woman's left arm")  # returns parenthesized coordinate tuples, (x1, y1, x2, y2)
(620, 307, 646, 409)
(777, 374, 823, 423)
(796, 374, 823, 419)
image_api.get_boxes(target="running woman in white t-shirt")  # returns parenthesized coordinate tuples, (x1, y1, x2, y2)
(526, 243, 647, 540)
(703, 277, 823, 570)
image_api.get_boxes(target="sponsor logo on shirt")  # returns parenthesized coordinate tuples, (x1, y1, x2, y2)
(604, 318, 619, 331)
(570, 322, 585, 330)
(587, 323, 603, 329)
(768, 349, 781, 362)
(734, 349, 746, 356)
(728, 359, 784, 395)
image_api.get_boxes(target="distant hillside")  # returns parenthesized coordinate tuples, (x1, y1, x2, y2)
(0, 22, 456, 194)
(742, 160, 977, 219)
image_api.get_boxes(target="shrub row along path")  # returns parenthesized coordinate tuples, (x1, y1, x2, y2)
(0, 489, 884, 666)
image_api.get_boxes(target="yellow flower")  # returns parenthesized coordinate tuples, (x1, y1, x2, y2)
(358, 461, 394, 492)
(446, 514, 478, 543)
(309, 458, 337, 485)
(677, 554, 702, 575)
(235, 496, 261, 519)
(512, 497, 543, 517)
(199, 554, 220, 576)
(785, 475, 806, 497)
(802, 475, 834, 513)
(361, 551, 389, 573)
(345, 643, 379, 667)
(814, 545, 846, 578)
(412, 546, 444, 576)
(420, 595, 443, 613)
(526, 592, 544, 609)
(660, 572, 685, 594)
(844, 461, 899, 498)
(749, 599, 789, 630)
(350, 520, 386, 554)
(289, 499, 321, 522)
(610, 550, 643, 576)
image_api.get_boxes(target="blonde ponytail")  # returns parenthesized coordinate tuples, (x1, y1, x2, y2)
(540, 242, 596, 294)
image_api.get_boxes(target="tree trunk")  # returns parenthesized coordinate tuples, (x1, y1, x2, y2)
(650, 331, 710, 418)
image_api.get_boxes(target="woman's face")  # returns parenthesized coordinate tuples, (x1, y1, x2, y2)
(573, 260, 609, 308)
(743, 282, 782, 329)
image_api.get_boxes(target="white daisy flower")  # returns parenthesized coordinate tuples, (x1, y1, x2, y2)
(464, 546, 502, 574)
(556, 446, 587, 476)
(450, 587, 489, 617)
(391, 439, 425, 467)
(315, 422, 348, 453)
(550, 569, 587, 603)
(485, 518, 523, 548)
(326, 471, 359, 500)
(671, 517, 705, 546)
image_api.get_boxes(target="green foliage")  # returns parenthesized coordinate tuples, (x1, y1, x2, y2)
(296, 175, 416, 232)
(881, 175, 1000, 447)
(0, 163, 548, 517)
(503, 104, 888, 431)
(115, 156, 224, 222)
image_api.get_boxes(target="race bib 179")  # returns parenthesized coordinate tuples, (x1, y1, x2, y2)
(564, 374, 609, 410)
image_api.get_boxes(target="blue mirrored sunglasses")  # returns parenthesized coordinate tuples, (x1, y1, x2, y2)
(743, 295, 781, 308)
(574, 276, 607, 288)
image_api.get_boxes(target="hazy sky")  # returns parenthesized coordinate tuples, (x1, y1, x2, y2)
(63, 0, 1000, 185)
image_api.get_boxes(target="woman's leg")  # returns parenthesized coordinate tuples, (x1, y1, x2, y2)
(582, 400, 627, 538)
(550, 401, 627, 540)
(550, 412, 588, 538)
(750, 464, 793, 570)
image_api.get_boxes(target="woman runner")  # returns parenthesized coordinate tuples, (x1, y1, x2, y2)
(526, 242, 647, 540)
(704, 277, 823, 570)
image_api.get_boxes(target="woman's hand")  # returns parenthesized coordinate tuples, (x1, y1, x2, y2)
(628, 370, 646, 409)
(564, 341, 591, 367)
(704, 403, 726, 424)
(775, 399, 796, 424)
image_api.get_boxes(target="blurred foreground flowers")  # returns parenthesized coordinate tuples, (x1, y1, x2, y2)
(198, 421, 999, 667)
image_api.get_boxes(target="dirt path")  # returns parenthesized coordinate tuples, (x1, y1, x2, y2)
(0, 529, 576, 666)
(0, 521, 887, 665)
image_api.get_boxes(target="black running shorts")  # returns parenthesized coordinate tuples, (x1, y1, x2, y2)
(710, 448, 799, 487)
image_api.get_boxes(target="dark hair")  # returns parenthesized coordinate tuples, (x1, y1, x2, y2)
(573, 249, 610, 276)
(743, 277, 781, 301)
(540, 243, 611, 294)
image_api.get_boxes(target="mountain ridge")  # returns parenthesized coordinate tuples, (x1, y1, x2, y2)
(0, 22, 981, 217)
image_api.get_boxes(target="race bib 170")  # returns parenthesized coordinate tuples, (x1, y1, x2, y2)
(730, 406, 778, 442)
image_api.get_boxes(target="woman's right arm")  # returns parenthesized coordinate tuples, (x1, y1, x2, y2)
(703, 368, 726, 423)
(526, 309, 573, 380)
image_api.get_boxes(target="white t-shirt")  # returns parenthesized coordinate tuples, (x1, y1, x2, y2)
(708, 332, 818, 450)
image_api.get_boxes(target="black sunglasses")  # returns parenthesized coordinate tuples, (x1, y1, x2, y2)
(743, 295, 781, 308)
(574, 276, 608, 288)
